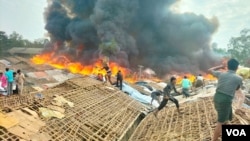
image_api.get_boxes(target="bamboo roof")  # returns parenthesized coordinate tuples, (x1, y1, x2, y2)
(129, 97, 250, 141)
(0, 76, 146, 141)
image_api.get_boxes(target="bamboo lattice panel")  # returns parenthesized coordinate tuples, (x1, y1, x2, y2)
(23, 86, 38, 94)
(0, 77, 146, 141)
(0, 94, 35, 110)
(67, 76, 103, 88)
(39, 85, 146, 141)
(129, 97, 250, 141)
(52, 81, 79, 90)
(0, 126, 20, 141)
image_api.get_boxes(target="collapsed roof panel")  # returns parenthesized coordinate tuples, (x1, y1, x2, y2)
(0, 76, 147, 141)
(128, 97, 250, 141)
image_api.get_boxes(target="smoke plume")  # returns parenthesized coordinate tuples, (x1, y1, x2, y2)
(43, 0, 221, 76)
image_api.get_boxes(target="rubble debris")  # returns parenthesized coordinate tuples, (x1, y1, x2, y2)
(35, 93, 44, 99)
(0, 112, 19, 129)
(39, 107, 65, 119)
(47, 105, 65, 113)
(52, 95, 74, 107)
(5, 109, 46, 140)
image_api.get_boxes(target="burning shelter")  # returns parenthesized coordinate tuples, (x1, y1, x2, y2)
(1, 0, 250, 140)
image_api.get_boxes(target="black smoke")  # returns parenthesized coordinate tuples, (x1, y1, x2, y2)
(43, 0, 221, 76)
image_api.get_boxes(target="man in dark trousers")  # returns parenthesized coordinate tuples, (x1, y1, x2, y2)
(150, 90, 163, 105)
(116, 70, 123, 90)
(153, 77, 181, 117)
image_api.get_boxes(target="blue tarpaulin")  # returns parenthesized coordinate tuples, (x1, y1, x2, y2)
(122, 83, 159, 107)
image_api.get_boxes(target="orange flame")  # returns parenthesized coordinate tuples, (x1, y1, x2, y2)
(31, 52, 136, 83)
(31, 52, 219, 84)
(176, 73, 217, 85)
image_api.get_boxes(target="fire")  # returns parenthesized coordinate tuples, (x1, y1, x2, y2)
(31, 52, 134, 82)
(176, 73, 196, 85)
(203, 74, 217, 81)
(31, 52, 219, 84)
(30, 52, 54, 65)
(176, 73, 217, 85)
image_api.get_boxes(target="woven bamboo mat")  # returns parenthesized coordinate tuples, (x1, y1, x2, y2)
(129, 97, 249, 141)
(67, 76, 103, 88)
(0, 76, 146, 141)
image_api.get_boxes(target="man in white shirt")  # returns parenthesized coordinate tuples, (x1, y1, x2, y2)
(195, 74, 204, 88)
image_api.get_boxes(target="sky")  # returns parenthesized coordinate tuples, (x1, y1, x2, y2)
(170, 0, 250, 48)
(0, 0, 47, 41)
(0, 0, 250, 48)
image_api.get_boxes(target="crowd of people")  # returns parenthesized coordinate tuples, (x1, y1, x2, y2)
(0, 68, 25, 96)
(0, 57, 243, 141)
(150, 73, 205, 107)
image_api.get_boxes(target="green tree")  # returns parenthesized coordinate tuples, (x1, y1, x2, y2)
(227, 29, 250, 66)
(0, 31, 46, 57)
(8, 31, 25, 47)
(32, 38, 47, 48)
(0, 31, 9, 57)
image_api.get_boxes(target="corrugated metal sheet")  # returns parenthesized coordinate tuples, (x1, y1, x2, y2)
(7, 47, 43, 55)
(0, 59, 11, 66)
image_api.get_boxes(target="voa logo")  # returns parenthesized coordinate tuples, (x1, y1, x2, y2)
(226, 129, 246, 136)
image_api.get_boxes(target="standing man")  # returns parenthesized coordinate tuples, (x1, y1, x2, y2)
(17, 69, 25, 95)
(5, 68, 14, 95)
(208, 58, 242, 141)
(116, 70, 123, 90)
(153, 77, 181, 117)
(181, 76, 192, 98)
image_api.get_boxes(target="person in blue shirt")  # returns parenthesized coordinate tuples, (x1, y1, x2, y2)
(181, 76, 192, 98)
(5, 68, 14, 95)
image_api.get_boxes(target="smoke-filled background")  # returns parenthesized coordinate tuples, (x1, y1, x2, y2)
(43, 0, 221, 76)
